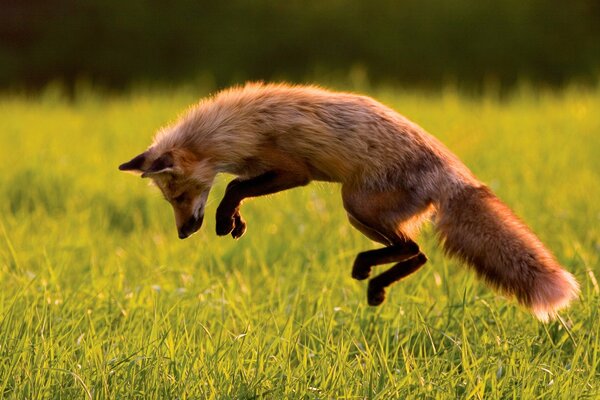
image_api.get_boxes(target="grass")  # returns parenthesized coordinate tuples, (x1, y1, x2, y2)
(0, 83, 599, 399)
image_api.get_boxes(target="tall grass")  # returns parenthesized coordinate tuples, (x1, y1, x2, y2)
(0, 84, 598, 398)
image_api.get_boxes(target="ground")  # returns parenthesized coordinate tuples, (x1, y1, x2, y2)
(0, 84, 598, 398)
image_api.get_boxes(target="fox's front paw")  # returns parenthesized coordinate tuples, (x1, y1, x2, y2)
(216, 206, 235, 236)
(230, 213, 247, 239)
(216, 209, 247, 238)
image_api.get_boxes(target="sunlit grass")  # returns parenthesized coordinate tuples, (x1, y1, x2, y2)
(0, 84, 598, 398)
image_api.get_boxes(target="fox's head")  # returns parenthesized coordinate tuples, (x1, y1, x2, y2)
(119, 148, 216, 239)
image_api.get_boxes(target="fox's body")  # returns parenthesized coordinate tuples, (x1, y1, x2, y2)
(120, 83, 579, 321)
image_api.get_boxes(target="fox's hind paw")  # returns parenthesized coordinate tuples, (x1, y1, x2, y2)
(352, 255, 372, 280)
(367, 282, 386, 306)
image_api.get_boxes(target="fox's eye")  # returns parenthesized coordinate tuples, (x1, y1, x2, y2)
(173, 193, 186, 204)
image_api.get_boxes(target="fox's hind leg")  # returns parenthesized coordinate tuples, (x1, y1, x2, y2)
(348, 212, 427, 305)
(342, 185, 431, 305)
(366, 253, 428, 305)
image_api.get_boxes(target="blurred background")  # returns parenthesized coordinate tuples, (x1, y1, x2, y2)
(2, 0, 599, 93)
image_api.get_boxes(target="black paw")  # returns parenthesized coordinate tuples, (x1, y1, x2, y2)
(415, 252, 428, 265)
(216, 208, 235, 236)
(367, 281, 386, 306)
(352, 254, 371, 280)
(230, 213, 247, 239)
(406, 241, 421, 256)
(216, 208, 247, 238)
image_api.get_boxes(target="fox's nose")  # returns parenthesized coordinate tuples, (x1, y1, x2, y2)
(178, 215, 203, 239)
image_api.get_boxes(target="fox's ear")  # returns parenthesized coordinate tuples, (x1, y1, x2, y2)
(119, 152, 148, 172)
(141, 152, 175, 178)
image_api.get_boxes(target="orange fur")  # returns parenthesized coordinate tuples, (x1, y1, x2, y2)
(122, 82, 579, 320)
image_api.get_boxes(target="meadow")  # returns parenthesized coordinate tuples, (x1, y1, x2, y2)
(0, 84, 598, 399)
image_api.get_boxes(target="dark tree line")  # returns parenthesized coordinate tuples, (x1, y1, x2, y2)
(1, 0, 599, 90)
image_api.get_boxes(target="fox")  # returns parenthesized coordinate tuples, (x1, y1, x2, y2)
(119, 82, 579, 321)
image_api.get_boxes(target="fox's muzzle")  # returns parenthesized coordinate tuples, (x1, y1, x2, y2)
(178, 214, 204, 239)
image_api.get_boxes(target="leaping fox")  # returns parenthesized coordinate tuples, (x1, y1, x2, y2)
(119, 83, 579, 321)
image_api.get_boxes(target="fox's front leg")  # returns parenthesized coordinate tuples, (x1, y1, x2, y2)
(216, 170, 310, 238)
(216, 179, 248, 239)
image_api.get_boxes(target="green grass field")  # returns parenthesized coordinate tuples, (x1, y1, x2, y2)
(0, 84, 599, 399)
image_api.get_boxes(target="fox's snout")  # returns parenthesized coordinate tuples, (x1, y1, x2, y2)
(178, 214, 204, 239)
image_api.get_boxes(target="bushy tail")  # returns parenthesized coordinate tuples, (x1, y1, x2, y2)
(436, 185, 579, 322)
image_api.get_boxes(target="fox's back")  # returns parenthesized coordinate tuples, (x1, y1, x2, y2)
(201, 84, 474, 190)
